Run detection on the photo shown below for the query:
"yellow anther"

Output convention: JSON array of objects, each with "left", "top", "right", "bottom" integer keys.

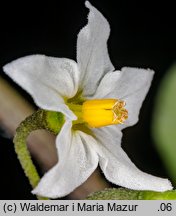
[{"left": 82, "top": 99, "right": 128, "bottom": 128}]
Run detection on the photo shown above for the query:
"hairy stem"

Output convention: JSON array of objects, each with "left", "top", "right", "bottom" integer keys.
[
  {"left": 87, "top": 188, "right": 176, "bottom": 200},
  {"left": 13, "top": 109, "right": 65, "bottom": 199}
]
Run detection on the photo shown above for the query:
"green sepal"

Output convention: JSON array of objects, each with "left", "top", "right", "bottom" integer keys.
[{"left": 45, "top": 111, "right": 65, "bottom": 134}]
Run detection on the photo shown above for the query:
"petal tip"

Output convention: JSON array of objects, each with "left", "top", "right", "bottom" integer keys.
[
  {"left": 85, "top": 1, "right": 91, "bottom": 8},
  {"left": 160, "top": 179, "right": 173, "bottom": 192},
  {"left": 3, "top": 63, "right": 12, "bottom": 74},
  {"left": 31, "top": 188, "right": 37, "bottom": 195},
  {"left": 32, "top": 187, "right": 54, "bottom": 199},
  {"left": 122, "top": 66, "right": 155, "bottom": 76}
]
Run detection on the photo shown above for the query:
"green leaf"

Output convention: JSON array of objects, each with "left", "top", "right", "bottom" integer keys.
[{"left": 152, "top": 64, "right": 176, "bottom": 183}]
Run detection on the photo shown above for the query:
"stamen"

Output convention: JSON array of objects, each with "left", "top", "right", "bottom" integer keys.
[
  {"left": 82, "top": 99, "right": 128, "bottom": 128},
  {"left": 113, "top": 100, "right": 128, "bottom": 124},
  {"left": 67, "top": 99, "right": 128, "bottom": 128}
]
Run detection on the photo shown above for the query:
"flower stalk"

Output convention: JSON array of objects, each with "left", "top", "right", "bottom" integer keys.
[{"left": 14, "top": 110, "right": 65, "bottom": 199}]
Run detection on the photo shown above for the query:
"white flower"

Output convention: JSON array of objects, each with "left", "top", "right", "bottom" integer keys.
[{"left": 3, "top": 1, "right": 172, "bottom": 198}]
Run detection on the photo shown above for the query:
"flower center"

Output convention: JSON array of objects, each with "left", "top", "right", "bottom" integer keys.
[{"left": 67, "top": 99, "right": 128, "bottom": 128}]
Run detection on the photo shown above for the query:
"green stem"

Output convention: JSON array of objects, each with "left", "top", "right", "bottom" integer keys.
[
  {"left": 13, "top": 109, "right": 65, "bottom": 199},
  {"left": 87, "top": 188, "right": 176, "bottom": 200},
  {"left": 139, "top": 190, "right": 176, "bottom": 200}
]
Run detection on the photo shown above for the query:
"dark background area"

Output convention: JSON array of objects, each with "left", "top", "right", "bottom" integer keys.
[{"left": 0, "top": 0, "right": 175, "bottom": 199}]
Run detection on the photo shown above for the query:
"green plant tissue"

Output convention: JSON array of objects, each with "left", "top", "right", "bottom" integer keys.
[{"left": 152, "top": 64, "right": 176, "bottom": 183}]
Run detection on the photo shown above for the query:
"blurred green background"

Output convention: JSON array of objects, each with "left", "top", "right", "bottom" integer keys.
[{"left": 152, "top": 64, "right": 176, "bottom": 186}]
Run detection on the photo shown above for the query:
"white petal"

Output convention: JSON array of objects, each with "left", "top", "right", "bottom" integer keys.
[
  {"left": 77, "top": 1, "right": 114, "bottom": 96},
  {"left": 92, "top": 126, "right": 173, "bottom": 192},
  {"left": 32, "top": 121, "right": 98, "bottom": 198},
  {"left": 92, "top": 67, "right": 154, "bottom": 128},
  {"left": 3, "top": 55, "right": 79, "bottom": 119}
]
